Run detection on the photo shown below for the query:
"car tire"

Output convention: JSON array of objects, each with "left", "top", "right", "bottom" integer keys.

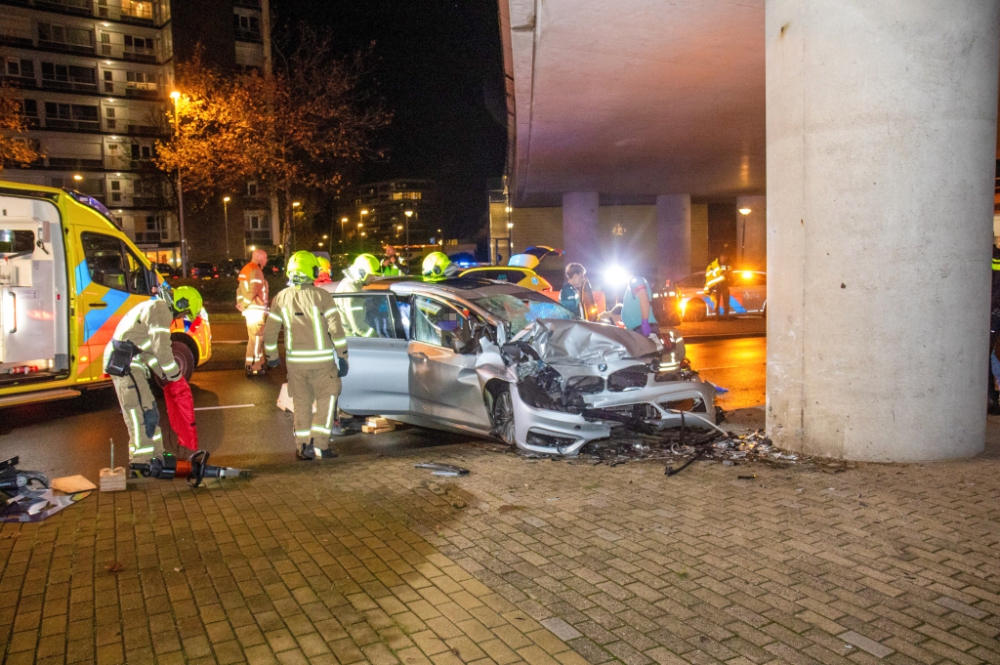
[
  {"left": 490, "top": 384, "right": 517, "bottom": 446},
  {"left": 685, "top": 299, "right": 707, "bottom": 322},
  {"left": 171, "top": 339, "right": 195, "bottom": 382}
]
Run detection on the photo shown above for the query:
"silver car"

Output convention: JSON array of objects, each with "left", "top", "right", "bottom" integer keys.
[{"left": 334, "top": 278, "right": 718, "bottom": 455}]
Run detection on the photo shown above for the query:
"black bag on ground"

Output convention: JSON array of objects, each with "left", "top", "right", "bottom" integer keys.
[{"left": 105, "top": 340, "right": 139, "bottom": 377}]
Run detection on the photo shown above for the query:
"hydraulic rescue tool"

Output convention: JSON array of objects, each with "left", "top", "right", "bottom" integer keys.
[
  {"left": 129, "top": 451, "right": 251, "bottom": 488},
  {"left": 0, "top": 456, "right": 49, "bottom": 493}
]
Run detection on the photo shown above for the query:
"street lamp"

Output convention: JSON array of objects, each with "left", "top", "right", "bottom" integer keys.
[
  {"left": 395, "top": 224, "right": 403, "bottom": 239},
  {"left": 170, "top": 90, "right": 188, "bottom": 278},
  {"left": 72, "top": 174, "right": 83, "bottom": 182},
  {"left": 738, "top": 207, "right": 752, "bottom": 265},
  {"left": 404, "top": 209, "right": 413, "bottom": 247},
  {"left": 222, "top": 196, "right": 231, "bottom": 259}
]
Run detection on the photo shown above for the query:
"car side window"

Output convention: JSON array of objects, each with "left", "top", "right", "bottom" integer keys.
[
  {"left": 81, "top": 232, "right": 127, "bottom": 291},
  {"left": 329, "top": 294, "right": 403, "bottom": 339},
  {"left": 412, "top": 296, "right": 470, "bottom": 349}
]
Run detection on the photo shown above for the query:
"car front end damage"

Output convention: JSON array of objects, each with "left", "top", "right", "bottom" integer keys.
[{"left": 479, "top": 319, "right": 719, "bottom": 455}]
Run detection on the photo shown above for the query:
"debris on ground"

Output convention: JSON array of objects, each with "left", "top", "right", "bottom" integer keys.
[
  {"left": 498, "top": 427, "right": 857, "bottom": 476},
  {"left": 1, "top": 457, "right": 91, "bottom": 523},
  {"left": 415, "top": 462, "right": 470, "bottom": 477}
]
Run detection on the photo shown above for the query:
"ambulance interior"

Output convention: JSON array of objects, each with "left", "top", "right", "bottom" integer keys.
[{"left": 0, "top": 195, "right": 69, "bottom": 385}]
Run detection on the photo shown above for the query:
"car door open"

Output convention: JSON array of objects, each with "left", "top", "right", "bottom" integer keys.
[{"left": 331, "top": 293, "right": 410, "bottom": 415}]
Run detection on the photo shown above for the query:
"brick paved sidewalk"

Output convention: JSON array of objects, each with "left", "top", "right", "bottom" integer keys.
[{"left": 2, "top": 443, "right": 999, "bottom": 665}]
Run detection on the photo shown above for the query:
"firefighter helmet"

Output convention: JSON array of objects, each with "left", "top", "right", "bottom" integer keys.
[
  {"left": 351, "top": 253, "right": 381, "bottom": 280},
  {"left": 172, "top": 286, "right": 203, "bottom": 318},
  {"left": 316, "top": 255, "right": 332, "bottom": 278},
  {"left": 287, "top": 250, "right": 320, "bottom": 283},
  {"left": 422, "top": 251, "right": 451, "bottom": 279}
]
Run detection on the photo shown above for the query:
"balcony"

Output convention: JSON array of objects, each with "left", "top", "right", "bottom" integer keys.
[
  {"left": 43, "top": 118, "right": 101, "bottom": 132},
  {"left": 131, "top": 196, "right": 169, "bottom": 209},
  {"left": 122, "top": 50, "right": 157, "bottom": 64},
  {"left": 233, "top": 0, "right": 261, "bottom": 7},
  {"left": 0, "top": 34, "right": 33, "bottom": 48},
  {"left": 3, "top": 0, "right": 92, "bottom": 14},
  {"left": 124, "top": 87, "right": 161, "bottom": 100},
  {"left": 245, "top": 229, "right": 271, "bottom": 243},
  {"left": 134, "top": 231, "right": 167, "bottom": 244},
  {"left": 41, "top": 78, "right": 97, "bottom": 93},
  {"left": 37, "top": 39, "right": 96, "bottom": 55},
  {"left": 234, "top": 28, "right": 262, "bottom": 43},
  {"left": 125, "top": 124, "right": 165, "bottom": 137},
  {"left": 0, "top": 74, "right": 39, "bottom": 89},
  {"left": 48, "top": 157, "right": 103, "bottom": 169}
]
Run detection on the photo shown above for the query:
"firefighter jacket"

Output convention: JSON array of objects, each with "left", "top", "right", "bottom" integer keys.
[
  {"left": 263, "top": 284, "right": 349, "bottom": 368},
  {"left": 103, "top": 299, "right": 181, "bottom": 382},
  {"left": 237, "top": 262, "right": 268, "bottom": 312}
]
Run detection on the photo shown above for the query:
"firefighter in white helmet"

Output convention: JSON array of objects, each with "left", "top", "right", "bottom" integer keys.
[
  {"left": 264, "top": 251, "right": 350, "bottom": 460},
  {"left": 335, "top": 253, "right": 380, "bottom": 336},
  {"left": 104, "top": 283, "right": 202, "bottom": 462}
]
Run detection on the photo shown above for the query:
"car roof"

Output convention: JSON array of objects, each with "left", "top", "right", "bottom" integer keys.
[{"left": 362, "top": 276, "right": 538, "bottom": 300}]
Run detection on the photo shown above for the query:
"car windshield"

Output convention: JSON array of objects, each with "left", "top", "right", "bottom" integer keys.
[{"left": 474, "top": 291, "right": 578, "bottom": 335}]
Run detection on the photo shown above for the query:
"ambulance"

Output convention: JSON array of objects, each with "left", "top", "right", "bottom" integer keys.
[{"left": 0, "top": 181, "right": 211, "bottom": 408}]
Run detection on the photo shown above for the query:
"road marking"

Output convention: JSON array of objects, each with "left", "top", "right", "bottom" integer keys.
[{"left": 194, "top": 404, "right": 256, "bottom": 411}]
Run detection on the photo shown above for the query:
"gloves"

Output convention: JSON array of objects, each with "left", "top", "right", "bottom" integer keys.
[
  {"left": 338, "top": 357, "right": 349, "bottom": 378},
  {"left": 640, "top": 319, "right": 651, "bottom": 336},
  {"left": 267, "top": 358, "right": 280, "bottom": 369}
]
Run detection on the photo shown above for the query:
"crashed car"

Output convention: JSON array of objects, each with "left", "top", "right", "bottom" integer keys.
[{"left": 334, "top": 277, "right": 718, "bottom": 455}]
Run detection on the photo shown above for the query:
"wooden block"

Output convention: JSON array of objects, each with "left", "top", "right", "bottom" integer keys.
[
  {"left": 99, "top": 467, "right": 127, "bottom": 492},
  {"left": 365, "top": 417, "right": 393, "bottom": 428},
  {"left": 362, "top": 425, "right": 395, "bottom": 434},
  {"left": 51, "top": 475, "right": 97, "bottom": 493}
]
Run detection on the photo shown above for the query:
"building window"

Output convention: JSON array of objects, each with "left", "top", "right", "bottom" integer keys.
[
  {"left": 5, "top": 59, "right": 34, "bottom": 79},
  {"left": 41, "top": 63, "right": 96, "bottom": 89},
  {"left": 245, "top": 211, "right": 271, "bottom": 242},
  {"left": 247, "top": 181, "right": 258, "bottom": 197},
  {"left": 234, "top": 14, "right": 261, "bottom": 40},
  {"left": 38, "top": 23, "right": 94, "bottom": 52},
  {"left": 130, "top": 143, "right": 153, "bottom": 160},
  {"left": 105, "top": 106, "right": 116, "bottom": 129}
]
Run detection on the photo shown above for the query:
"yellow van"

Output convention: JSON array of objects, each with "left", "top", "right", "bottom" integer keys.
[{"left": 0, "top": 182, "right": 211, "bottom": 408}]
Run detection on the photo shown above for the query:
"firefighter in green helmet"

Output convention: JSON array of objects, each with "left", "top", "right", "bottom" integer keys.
[{"left": 264, "top": 251, "right": 350, "bottom": 460}]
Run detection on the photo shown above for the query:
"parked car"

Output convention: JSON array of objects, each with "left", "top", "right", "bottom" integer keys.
[
  {"left": 675, "top": 270, "right": 767, "bottom": 321},
  {"left": 190, "top": 262, "right": 219, "bottom": 280},
  {"left": 329, "top": 277, "right": 717, "bottom": 455},
  {"left": 219, "top": 258, "right": 242, "bottom": 277},
  {"left": 265, "top": 255, "right": 285, "bottom": 276},
  {"left": 458, "top": 265, "right": 557, "bottom": 299}
]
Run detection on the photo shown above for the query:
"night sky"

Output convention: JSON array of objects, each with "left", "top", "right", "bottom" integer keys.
[{"left": 277, "top": 0, "right": 508, "bottom": 241}]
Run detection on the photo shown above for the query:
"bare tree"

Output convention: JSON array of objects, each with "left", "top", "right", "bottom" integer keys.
[{"left": 0, "top": 80, "right": 42, "bottom": 170}]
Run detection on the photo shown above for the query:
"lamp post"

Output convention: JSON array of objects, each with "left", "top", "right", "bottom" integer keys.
[
  {"left": 222, "top": 196, "right": 231, "bottom": 259},
  {"left": 359, "top": 209, "right": 368, "bottom": 252},
  {"left": 169, "top": 91, "right": 188, "bottom": 278},
  {"left": 737, "top": 207, "right": 751, "bottom": 266},
  {"left": 403, "top": 209, "right": 413, "bottom": 247}
]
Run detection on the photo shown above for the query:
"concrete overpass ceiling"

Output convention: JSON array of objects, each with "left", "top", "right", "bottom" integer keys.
[{"left": 506, "top": 0, "right": 766, "bottom": 206}]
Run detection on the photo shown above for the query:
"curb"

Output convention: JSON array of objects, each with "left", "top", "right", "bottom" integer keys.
[{"left": 682, "top": 332, "right": 767, "bottom": 343}]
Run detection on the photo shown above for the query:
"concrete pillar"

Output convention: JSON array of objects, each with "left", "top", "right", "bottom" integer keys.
[
  {"left": 562, "top": 191, "right": 600, "bottom": 269},
  {"left": 766, "top": 0, "right": 1000, "bottom": 461},
  {"left": 656, "top": 194, "right": 691, "bottom": 284},
  {"left": 736, "top": 195, "right": 766, "bottom": 270}
]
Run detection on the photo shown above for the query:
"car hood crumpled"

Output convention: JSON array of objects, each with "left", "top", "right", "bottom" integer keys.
[{"left": 518, "top": 319, "right": 658, "bottom": 366}]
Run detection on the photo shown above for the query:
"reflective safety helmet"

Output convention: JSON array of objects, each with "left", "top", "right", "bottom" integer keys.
[
  {"left": 287, "top": 250, "right": 320, "bottom": 284},
  {"left": 422, "top": 251, "right": 451, "bottom": 279},
  {"left": 316, "top": 255, "right": 332, "bottom": 278},
  {"left": 172, "top": 285, "right": 203, "bottom": 318},
  {"left": 351, "top": 254, "right": 382, "bottom": 279}
]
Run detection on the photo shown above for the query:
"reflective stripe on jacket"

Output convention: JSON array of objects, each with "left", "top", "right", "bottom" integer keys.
[
  {"left": 103, "top": 299, "right": 180, "bottom": 381},
  {"left": 237, "top": 262, "right": 268, "bottom": 311},
  {"left": 263, "top": 284, "right": 349, "bottom": 367}
]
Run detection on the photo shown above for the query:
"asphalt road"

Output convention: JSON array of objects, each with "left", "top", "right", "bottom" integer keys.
[{"left": 0, "top": 323, "right": 766, "bottom": 481}]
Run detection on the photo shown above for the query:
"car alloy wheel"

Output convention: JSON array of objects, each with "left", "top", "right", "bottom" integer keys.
[{"left": 492, "top": 387, "right": 516, "bottom": 446}]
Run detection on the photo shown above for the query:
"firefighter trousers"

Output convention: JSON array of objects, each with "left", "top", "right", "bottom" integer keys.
[
  {"left": 112, "top": 370, "right": 163, "bottom": 461},
  {"left": 243, "top": 308, "right": 267, "bottom": 370},
  {"left": 287, "top": 362, "right": 342, "bottom": 446}
]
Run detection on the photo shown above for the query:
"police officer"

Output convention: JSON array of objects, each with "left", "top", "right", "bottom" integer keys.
[
  {"left": 264, "top": 251, "right": 350, "bottom": 460},
  {"left": 104, "top": 283, "right": 202, "bottom": 462},
  {"left": 236, "top": 248, "right": 269, "bottom": 376}
]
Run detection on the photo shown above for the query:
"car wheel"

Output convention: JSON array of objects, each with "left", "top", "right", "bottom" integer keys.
[
  {"left": 491, "top": 385, "right": 517, "bottom": 446},
  {"left": 171, "top": 339, "right": 195, "bottom": 382},
  {"left": 685, "top": 299, "right": 707, "bottom": 322}
]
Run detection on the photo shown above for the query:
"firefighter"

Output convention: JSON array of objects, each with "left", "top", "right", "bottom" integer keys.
[
  {"left": 422, "top": 251, "right": 460, "bottom": 281},
  {"left": 236, "top": 248, "right": 269, "bottom": 376},
  {"left": 104, "top": 283, "right": 202, "bottom": 463},
  {"left": 335, "top": 253, "right": 380, "bottom": 336},
  {"left": 264, "top": 251, "right": 350, "bottom": 460},
  {"left": 315, "top": 255, "right": 333, "bottom": 287}
]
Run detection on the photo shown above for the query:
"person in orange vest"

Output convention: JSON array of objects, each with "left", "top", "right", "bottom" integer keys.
[{"left": 236, "top": 249, "right": 269, "bottom": 376}]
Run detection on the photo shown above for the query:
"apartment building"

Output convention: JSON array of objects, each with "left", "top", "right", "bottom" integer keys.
[
  {"left": 0, "top": 0, "right": 268, "bottom": 267},
  {"left": 347, "top": 179, "right": 437, "bottom": 246}
]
